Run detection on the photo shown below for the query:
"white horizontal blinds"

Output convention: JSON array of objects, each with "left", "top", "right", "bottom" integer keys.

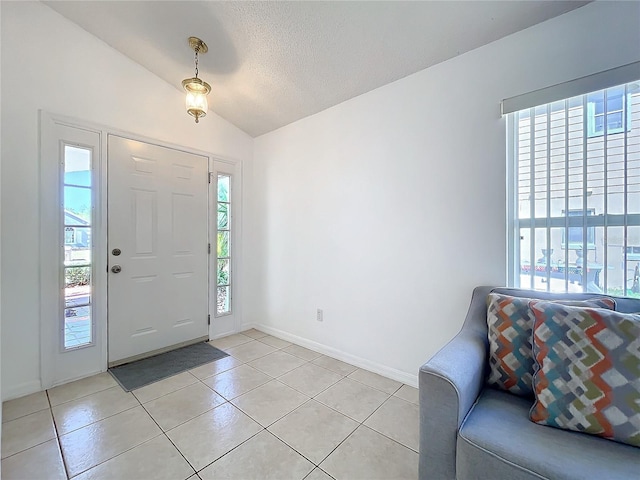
[
  {"left": 513, "top": 80, "right": 640, "bottom": 297},
  {"left": 502, "top": 62, "right": 640, "bottom": 115}
]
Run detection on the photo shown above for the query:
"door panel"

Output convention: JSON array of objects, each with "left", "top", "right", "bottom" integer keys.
[{"left": 108, "top": 136, "right": 208, "bottom": 363}]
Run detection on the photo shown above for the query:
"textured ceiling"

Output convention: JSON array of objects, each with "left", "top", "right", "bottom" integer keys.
[{"left": 44, "top": 1, "right": 589, "bottom": 137}]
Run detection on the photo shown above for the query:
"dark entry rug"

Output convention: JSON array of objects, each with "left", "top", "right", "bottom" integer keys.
[{"left": 109, "top": 342, "right": 229, "bottom": 391}]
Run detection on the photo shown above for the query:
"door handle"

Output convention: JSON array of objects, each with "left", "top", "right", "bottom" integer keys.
[{"left": 111, "top": 265, "right": 122, "bottom": 274}]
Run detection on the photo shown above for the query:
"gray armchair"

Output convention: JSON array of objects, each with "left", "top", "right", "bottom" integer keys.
[{"left": 418, "top": 286, "right": 640, "bottom": 480}]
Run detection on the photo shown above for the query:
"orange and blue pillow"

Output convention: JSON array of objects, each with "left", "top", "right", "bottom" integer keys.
[
  {"left": 529, "top": 302, "right": 640, "bottom": 447},
  {"left": 486, "top": 293, "right": 616, "bottom": 397}
]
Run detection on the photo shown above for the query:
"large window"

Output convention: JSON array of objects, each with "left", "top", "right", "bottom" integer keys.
[{"left": 510, "top": 80, "right": 640, "bottom": 298}]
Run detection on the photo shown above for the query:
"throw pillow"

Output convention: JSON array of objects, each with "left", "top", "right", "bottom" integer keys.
[
  {"left": 486, "top": 293, "right": 615, "bottom": 396},
  {"left": 529, "top": 301, "right": 640, "bottom": 447}
]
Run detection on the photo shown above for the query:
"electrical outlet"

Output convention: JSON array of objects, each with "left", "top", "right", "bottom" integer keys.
[{"left": 316, "top": 308, "right": 323, "bottom": 322}]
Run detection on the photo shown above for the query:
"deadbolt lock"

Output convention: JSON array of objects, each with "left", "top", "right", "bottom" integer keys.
[{"left": 112, "top": 248, "right": 122, "bottom": 256}]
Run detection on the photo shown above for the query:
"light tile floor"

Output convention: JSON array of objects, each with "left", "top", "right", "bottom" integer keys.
[{"left": 1, "top": 329, "right": 419, "bottom": 480}]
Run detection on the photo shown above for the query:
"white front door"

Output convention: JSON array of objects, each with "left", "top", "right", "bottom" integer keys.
[{"left": 107, "top": 136, "right": 209, "bottom": 364}]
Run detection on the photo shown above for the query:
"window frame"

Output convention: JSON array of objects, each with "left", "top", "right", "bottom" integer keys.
[
  {"left": 61, "top": 143, "right": 95, "bottom": 351},
  {"left": 507, "top": 81, "right": 640, "bottom": 297},
  {"left": 586, "top": 88, "right": 632, "bottom": 138},
  {"left": 561, "top": 209, "right": 596, "bottom": 250},
  {"left": 39, "top": 112, "right": 107, "bottom": 389},
  {"left": 215, "top": 173, "right": 232, "bottom": 317},
  {"left": 64, "top": 226, "right": 76, "bottom": 245}
]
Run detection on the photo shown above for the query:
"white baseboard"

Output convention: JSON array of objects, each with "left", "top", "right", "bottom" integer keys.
[
  {"left": 2, "top": 327, "right": 418, "bottom": 402},
  {"left": 3, "top": 380, "right": 42, "bottom": 402},
  {"left": 211, "top": 329, "right": 238, "bottom": 340},
  {"left": 49, "top": 368, "right": 106, "bottom": 390},
  {"left": 239, "top": 322, "right": 255, "bottom": 332},
  {"left": 246, "top": 323, "right": 418, "bottom": 388}
]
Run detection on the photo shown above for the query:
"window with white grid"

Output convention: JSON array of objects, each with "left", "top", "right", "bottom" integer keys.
[{"left": 508, "top": 80, "right": 640, "bottom": 298}]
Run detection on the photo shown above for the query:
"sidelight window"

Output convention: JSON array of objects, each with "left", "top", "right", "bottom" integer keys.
[
  {"left": 216, "top": 174, "right": 231, "bottom": 315},
  {"left": 63, "top": 145, "right": 94, "bottom": 348}
]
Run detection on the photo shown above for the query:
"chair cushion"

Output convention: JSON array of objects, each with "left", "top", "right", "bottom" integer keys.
[
  {"left": 529, "top": 301, "right": 640, "bottom": 447},
  {"left": 457, "top": 389, "right": 640, "bottom": 480},
  {"left": 485, "top": 293, "right": 615, "bottom": 396}
]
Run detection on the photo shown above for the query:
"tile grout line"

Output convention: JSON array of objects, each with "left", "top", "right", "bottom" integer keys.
[
  {"left": 192, "top": 426, "right": 264, "bottom": 475},
  {"left": 345, "top": 373, "right": 404, "bottom": 396},
  {"left": 67, "top": 432, "right": 168, "bottom": 479},
  {"left": 190, "top": 362, "right": 240, "bottom": 382},
  {"left": 358, "top": 394, "right": 419, "bottom": 453},
  {"left": 226, "top": 390, "right": 309, "bottom": 431},
  {"left": 303, "top": 465, "right": 337, "bottom": 480},
  {"left": 237, "top": 357, "right": 406, "bottom": 427},
  {"left": 194, "top": 374, "right": 326, "bottom": 473},
  {"left": 185, "top": 359, "right": 272, "bottom": 474},
  {"left": 56, "top": 402, "right": 142, "bottom": 437},
  {"left": 132, "top": 374, "right": 201, "bottom": 404},
  {"left": 297, "top": 376, "right": 417, "bottom": 467},
  {"left": 199, "top": 357, "right": 308, "bottom": 402},
  {"left": 56, "top": 390, "right": 164, "bottom": 479},
  {"left": 0, "top": 411, "right": 60, "bottom": 464},
  {"left": 5, "top": 332, "right": 417, "bottom": 479},
  {"left": 51, "top": 376, "right": 215, "bottom": 478},
  {"left": 140, "top": 379, "right": 228, "bottom": 432},
  {"left": 205, "top": 337, "right": 418, "bottom": 474},
  {"left": 313, "top": 384, "right": 389, "bottom": 465},
  {"left": 45, "top": 389, "right": 71, "bottom": 480},
  {"left": 222, "top": 363, "right": 412, "bottom": 475},
  {"left": 48, "top": 377, "right": 119, "bottom": 408},
  {"left": 191, "top": 402, "right": 323, "bottom": 477},
  {"left": 310, "top": 393, "right": 412, "bottom": 474},
  {"left": 273, "top": 370, "right": 344, "bottom": 399},
  {"left": 137, "top": 399, "right": 199, "bottom": 478},
  {"left": 264, "top": 396, "right": 352, "bottom": 471}
]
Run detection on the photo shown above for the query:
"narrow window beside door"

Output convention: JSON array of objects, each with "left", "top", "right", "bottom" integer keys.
[
  {"left": 63, "top": 145, "right": 94, "bottom": 349},
  {"left": 216, "top": 174, "right": 231, "bottom": 315}
]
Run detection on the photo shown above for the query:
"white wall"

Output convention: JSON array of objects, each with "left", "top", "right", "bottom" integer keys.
[
  {"left": 0, "top": 1, "right": 253, "bottom": 399},
  {"left": 0, "top": 0, "right": 3, "bottom": 465},
  {"left": 248, "top": 1, "right": 640, "bottom": 385},
  {"left": 2, "top": 1, "right": 639, "bottom": 398}
]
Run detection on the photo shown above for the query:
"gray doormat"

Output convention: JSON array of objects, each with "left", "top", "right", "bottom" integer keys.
[{"left": 109, "top": 342, "right": 229, "bottom": 391}]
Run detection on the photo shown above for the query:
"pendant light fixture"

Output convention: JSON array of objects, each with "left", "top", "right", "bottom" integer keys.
[{"left": 182, "top": 37, "right": 211, "bottom": 123}]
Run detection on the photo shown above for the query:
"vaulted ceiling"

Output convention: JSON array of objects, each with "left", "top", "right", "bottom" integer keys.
[{"left": 45, "top": 1, "right": 590, "bottom": 137}]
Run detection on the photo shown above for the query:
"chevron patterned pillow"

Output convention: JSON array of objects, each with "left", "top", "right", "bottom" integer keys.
[
  {"left": 529, "top": 301, "right": 640, "bottom": 447},
  {"left": 486, "top": 293, "right": 616, "bottom": 397}
]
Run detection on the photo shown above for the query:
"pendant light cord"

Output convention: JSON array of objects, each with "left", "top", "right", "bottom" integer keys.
[{"left": 194, "top": 48, "right": 199, "bottom": 79}]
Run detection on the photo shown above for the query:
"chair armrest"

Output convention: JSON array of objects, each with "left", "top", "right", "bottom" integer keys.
[{"left": 418, "top": 286, "right": 491, "bottom": 480}]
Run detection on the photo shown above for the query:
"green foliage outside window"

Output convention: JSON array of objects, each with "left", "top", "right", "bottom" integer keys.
[{"left": 65, "top": 267, "right": 91, "bottom": 287}]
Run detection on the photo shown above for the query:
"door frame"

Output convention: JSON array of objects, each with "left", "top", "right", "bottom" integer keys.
[
  {"left": 40, "top": 112, "right": 108, "bottom": 389},
  {"left": 39, "top": 112, "right": 243, "bottom": 388},
  {"left": 209, "top": 158, "right": 243, "bottom": 339}
]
